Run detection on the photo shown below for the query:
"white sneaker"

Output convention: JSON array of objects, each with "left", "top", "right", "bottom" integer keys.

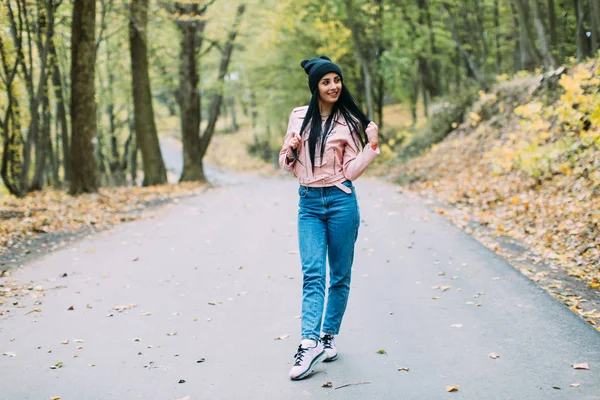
[
  {"left": 321, "top": 334, "right": 338, "bottom": 362},
  {"left": 289, "top": 342, "right": 326, "bottom": 380}
]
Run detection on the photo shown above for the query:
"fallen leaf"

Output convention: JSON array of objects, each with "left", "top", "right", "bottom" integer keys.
[
  {"left": 488, "top": 353, "right": 500, "bottom": 359},
  {"left": 141, "top": 312, "right": 152, "bottom": 316},
  {"left": 446, "top": 386, "right": 459, "bottom": 392},
  {"left": 3, "top": 352, "right": 16, "bottom": 357},
  {"left": 178, "top": 379, "right": 186, "bottom": 384},
  {"left": 432, "top": 296, "right": 441, "bottom": 300},
  {"left": 51, "top": 397, "right": 61, "bottom": 400},
  {"left": 167, "top": 332, "right": 177, "bottom": 336},
  {"left": 570, "top": 383, "right": 580, "bottom": 387},
  {"left": 288, "top": 250, "right": 299, "bottom": 255},
  {"left": 133, "top": 338, "right": 141, "bottom": 342},
  {"left": 113, "top": 304, "right": 137, "bottom": 312},
  {"left": 376, "top": 349, "right": 387, "bottom": 355},
  {"left": 88, "top": 364, "right": 96, "bottom": 367},
  {"left": 572, "top": 363, "right": 589, "bottom": 370},
  {"left": 50, "top": 361, "right": 63, "bottom": 369},
  {"left": 67, "top": 306, "right": 74, "bottom": 311},
  {"left": 61, "top": 340, "right": 69, "bottom": 345},
  {"left": 274, "top": 334, "right": 290, "bottom": 341},
  {"left": 398, "top": 367, "right": 409, "bottom": 371},
  {"left": 321, "top": 381, "right": 333, "bottom": 388},
  {"left": 197, "top": 358, "right": 206, "bottom": 363},
  {"left": 552, "top": 386, "right": 561, "bottom": 390}
]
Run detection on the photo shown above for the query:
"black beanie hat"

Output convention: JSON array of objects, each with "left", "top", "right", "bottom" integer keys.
[{"left": 300, "top": 56, "right": 343, "bottom": 93}]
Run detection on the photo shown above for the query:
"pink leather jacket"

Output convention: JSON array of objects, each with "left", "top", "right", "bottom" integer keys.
[{"left": 279, "top": 106, "right": 380, "bottom": 193}]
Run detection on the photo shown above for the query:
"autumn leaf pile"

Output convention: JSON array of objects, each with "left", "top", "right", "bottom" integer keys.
[
  {"left": 0, "top": 183, "right": 205, "bottom": 255},
  {"left": 395, "top": 61, "right": 600, "bottom": 295}
]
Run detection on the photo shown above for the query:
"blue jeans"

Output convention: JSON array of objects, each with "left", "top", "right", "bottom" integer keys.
[{"left": 297, "top": 180, "right": 360, "bottom": 341}]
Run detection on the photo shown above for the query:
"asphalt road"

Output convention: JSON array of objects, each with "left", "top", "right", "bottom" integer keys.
[{"left": 1, "top": 144, "right": 600, "bottom": 399}]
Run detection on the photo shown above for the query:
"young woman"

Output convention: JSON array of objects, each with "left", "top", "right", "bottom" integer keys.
[{"left": 279, "top": 56, "right": 380, "bottom": 380}]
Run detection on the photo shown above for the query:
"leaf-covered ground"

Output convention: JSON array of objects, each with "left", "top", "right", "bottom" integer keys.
[
  {"left": 0, "top": 183, "right": 205, "bottom": 261},
  {"left": 391, "top": 60, "right": 600, "bottom": 329}
]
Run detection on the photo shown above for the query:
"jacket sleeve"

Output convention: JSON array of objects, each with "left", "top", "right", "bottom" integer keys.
[
  {"left": 342, "top": 135, "right": 380, "bottom": 181},
  {"left": 279, "top": 111, "right": 296, "bottom": 172}
]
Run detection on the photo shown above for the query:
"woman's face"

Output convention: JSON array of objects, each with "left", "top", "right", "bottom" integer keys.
[{"left": 318, "top": 72, "right": 342, "bottom": 104}]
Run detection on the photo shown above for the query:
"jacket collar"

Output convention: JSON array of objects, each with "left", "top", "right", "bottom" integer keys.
[{"left": 297, "top": 108, "right": 347, "bottom": 126}]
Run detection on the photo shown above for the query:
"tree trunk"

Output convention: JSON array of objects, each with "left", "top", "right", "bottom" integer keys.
[
  {"left": 547, "top": 0, "right": 558, "bottom": 54},
  {"left": 513, "top": 0, "right": 541, "bottom": 70},
  {"left": 471, "top": 0, "right": 489, "bottom": 72},
  {"left": 70, "top": 0, "right": 98, "bottom": 195},
  {"left": 591, "top": 0, "right": 600, "bottom": 54},
  {"left": 376, "top": 75, "right": 384, "bottom": 129},
  {"left": 421, "top": 77, "right": 429, "bottom": 118},
  {"left": 410, "top": 61, "right": 419, "bottom": 126},
  {"left": 509, "top": 0, "right": 522, "bottom": 71},
  {"left": 423, "top": 0, "right": 440, "bottom": 97},
  {"left": 31, "top": 0, "right": 56, "bottom": 191},
  {"left": 177, "top": 3, "right": 205, "bottom": 182},
  {"left": 30, "top": 65, "right": 51, "bottom": 191},
  {"left": 50, "top": 39, "right": 69, "bottom": 184},
  {"left": 494, "top": 0, "right": 502, "bottom": 72},
  {"left": 362, "top": 61, "right": 375, "bottom": 121},
  {"left": 574, "top": 0, "right": 588, "bottom": 61},
  {"left": 344, "top": 0, "right": 375, "bottom": 120},
  {"left": 229, "top": 97, "right": 238, "bottom": 132},
  {"left": 130, "top": 0, "right": 167, "bottom": 186},
  {"left": 0, "top": 19, "right": 24, "bottom": 197},
  {"left": 199, "top": 4, "right": 246, "bottom": 162},
  {"left": 593, "top": 0, "right": 600, "bottom": 49},
  {"left": 530, "top": 0, "right": 556, "bottom": 68}
]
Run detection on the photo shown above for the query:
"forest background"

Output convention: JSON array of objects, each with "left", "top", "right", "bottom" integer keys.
[{"left": 1, "top": 0, "right": 600, "bottom": 325}]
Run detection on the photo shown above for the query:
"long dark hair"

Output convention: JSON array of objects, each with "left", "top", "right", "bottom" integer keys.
[{"left": 293, "top": 82, "right": 370, "bottom": 172}]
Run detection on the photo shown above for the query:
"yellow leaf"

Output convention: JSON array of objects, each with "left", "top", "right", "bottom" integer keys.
[
  {"left": 488, "top": 353, "right": 500, "bottom": 359},
  {"left": 446, "top": 386, "right": 459, "bottom": 392}
]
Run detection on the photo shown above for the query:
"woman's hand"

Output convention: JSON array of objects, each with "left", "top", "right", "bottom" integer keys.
[
  {"left": 285, "top": 132, "right": 300, "bottom": 159},
  {"left": 365, "top": 122, "right": 378, "bottom": 150}
]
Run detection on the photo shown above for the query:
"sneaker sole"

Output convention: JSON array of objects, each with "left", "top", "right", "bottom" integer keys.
[
  {"left": 290, "top": 350, "right": 327, "bottom": 380},
  {"left": 323, "top": 353, "right": 338, "bottom": 362}
]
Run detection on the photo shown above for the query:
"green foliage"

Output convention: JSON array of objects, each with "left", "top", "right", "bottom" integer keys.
[{"left": 398, "top": 89, "right": 477, "bottom": 160}]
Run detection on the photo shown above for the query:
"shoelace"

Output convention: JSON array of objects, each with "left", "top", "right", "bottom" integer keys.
[
  {"left": 293, "top": 345, "right": 309, "bottom": 366},
  {"left": 321, "top": 335, "right": 334, "bottom": 349}
]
